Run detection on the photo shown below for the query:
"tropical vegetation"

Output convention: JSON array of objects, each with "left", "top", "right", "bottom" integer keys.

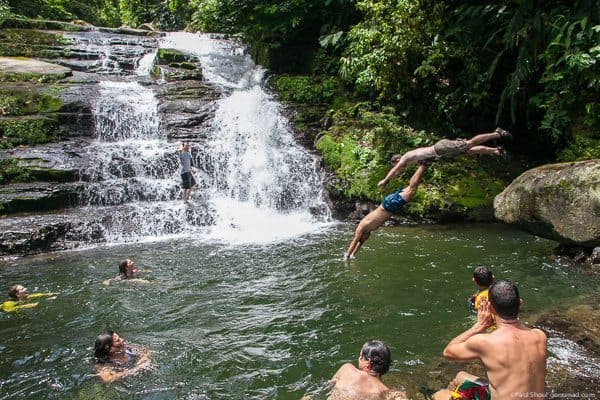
[{"left": 1, "top": 0, "right": 598, "bottom": 206}]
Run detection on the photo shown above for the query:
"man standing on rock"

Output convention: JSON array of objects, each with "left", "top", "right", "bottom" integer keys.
[{"left": 432, "top": 280, "right": 547, "bottom": 400}]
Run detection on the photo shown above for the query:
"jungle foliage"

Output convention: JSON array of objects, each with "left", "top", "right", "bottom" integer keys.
[{"left": 1, "top": 0, "right": 598, "bottom": 204}]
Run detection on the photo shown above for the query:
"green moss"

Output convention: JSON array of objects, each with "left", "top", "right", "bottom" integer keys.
[
  {"left": 0, "top": 88, "right": 62, "bottom": 116},
  {"left": 0, "top": 28, "right": 71, "bottom": 58},
  {"left": 272, "top": 75, "right": 341, "bottom": 105},
  {"left": 155, "top": 48, "right": 190, "bottom": 65},
  {"left": 169, "top": 61, "right": 197, "bottom": 70},
  {"left": 0, "top": 117, "right": 64, "bottom": 148},
  {"left": 0, "top": 159, "right": 31, "bottom": 184},
  {"left": 557, "top": 133, "right": 600, "bottom": 162},
  {"left": 0, "top": 17, "right": 88, "bottom": 32}
]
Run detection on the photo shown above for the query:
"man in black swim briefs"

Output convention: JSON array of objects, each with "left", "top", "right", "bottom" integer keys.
[{"left": 344, "top": 164, "right": 427, "bottom": 259}]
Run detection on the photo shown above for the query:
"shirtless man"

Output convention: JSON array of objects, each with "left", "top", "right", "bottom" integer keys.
[
  {"left": 377, "top": 128, "right": 511, "bottom": 188},
  {"left": 328, "top": 340, "right": 406, "bottom": 400},
  {"left": 344, "top": 164, "right": 427, "bottom": 259},
  {"left": 433, "top": 280, "right": 547, "bottom": 400}
]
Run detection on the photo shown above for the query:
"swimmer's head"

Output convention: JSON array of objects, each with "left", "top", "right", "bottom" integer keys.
[
  {"left": 119, "top": 259, "right": 136, "bottom": 277},
  {"left": 94, "top": 330, "right": 115, "bottom": 361},
  {"left": 390, "top": 154, "right": 401, "bottom": 165},
  {"left": 94, "top": 330, "right": 125, "bottom": 361},
  {"left": 8, "top": 284, "right": 28, "bottom": 300},
  {"left": 473, "top": 266, "right": 494, "bottom": 287},
  {"left": 359, "top": 340, "right": 391, "bottom": 375}
]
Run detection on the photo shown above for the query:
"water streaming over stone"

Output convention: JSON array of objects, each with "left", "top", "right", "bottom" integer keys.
[{"left": 75, "top": 32, "right": 331, "bottom": 244}]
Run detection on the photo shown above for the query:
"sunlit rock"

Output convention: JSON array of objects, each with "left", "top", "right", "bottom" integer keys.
[{"left": 494, "top": 160, "right": 600, "bottom": 247}]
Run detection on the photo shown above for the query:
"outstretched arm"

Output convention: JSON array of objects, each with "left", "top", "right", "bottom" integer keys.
[{"left": 378, "top": 158, "right": 407, "bottom": 188}]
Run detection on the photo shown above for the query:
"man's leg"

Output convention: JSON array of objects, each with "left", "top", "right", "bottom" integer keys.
[
  {"left": 466, "top": 127, "right": 511, "bottom": 148},
  {"left": 431, "top": 389, "right": 452, "bottom": 400},
  {"left": 345, "top": 208, "right": 392, "bottom": 259},
  {"left": 465, "top": 145, "right": 499, "bottom": 156}
]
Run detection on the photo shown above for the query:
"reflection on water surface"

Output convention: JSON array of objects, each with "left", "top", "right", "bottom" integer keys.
[{"left": 0, "top": 223, "right": 597, "bottom": 399}]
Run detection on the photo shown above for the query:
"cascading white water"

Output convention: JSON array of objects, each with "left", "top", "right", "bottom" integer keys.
[
  {"left": 160, "top": 32, "right": 332, "bottom": 242},
  {"left": 79, "top": 32, "right": 331, "bottom": 244}
]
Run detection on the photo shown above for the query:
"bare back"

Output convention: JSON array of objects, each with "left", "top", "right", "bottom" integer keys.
[
  {"left": 477, "top": 325, "right": 547, "bottom": 399},
  {"left": 329, "top": 364, "right": 406, "bottom": 400}
]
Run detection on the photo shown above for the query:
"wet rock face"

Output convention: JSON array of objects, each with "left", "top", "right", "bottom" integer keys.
[
  {"left": 0, "top": 26, "right": 223, "bottom": 256},
  {"left": 494, "top": 160, "right": 600, "bottom": 247}
]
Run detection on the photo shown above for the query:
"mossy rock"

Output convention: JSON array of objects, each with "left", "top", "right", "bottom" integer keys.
[
  {"left": 0, "top": 57, "right": 72, "bottom": 82},
  {"left": 0, "top": 88, "right": 62, "bottom": 116},
  {"left": 169, "top": 61, "right": 197, "bottom": 70},
  {"left": 0, "top": 17, "right": 89, "bottom": 32},
  {"left": 0, "top": 182, "right": 78, "bottom": 214},
  {"left": 151, "top": 65, "right": 202, "bottom": 82},
  {"left": 0, "top": 116, "right": 65, "bottom": 148},
  {"left": 155, "top": 48, "right": 193, "bottom": 65}
]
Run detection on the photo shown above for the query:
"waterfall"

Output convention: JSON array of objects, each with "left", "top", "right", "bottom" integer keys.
[{"left": 77, "top": 32, "right": 331, "bottom": 244}]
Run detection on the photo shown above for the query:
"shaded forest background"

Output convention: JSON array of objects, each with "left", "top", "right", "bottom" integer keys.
[{"left": 1, "top": 0, "right": 598, "bottom": 206}]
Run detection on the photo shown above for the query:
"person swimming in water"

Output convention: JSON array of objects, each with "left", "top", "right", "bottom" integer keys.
[
  {"left": 102, "top": 259, "right": 149, "bottom": 285},
  {"left": 93, "top": 330, "right": 152, "bottom": 383},
  {"left": 1, "top": 284, "right": 57, "bottom": 312}
]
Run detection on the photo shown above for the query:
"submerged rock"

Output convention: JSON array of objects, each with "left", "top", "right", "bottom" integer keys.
[{"left": 494, "top": 160, "right": 600, "bottom": 247}]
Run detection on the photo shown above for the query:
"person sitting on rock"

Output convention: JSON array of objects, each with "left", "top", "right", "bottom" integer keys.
[
  {"left": 1, "top": 284, "right": 57, "bottom": 312},
  {"left": 93, "top": 330, "right": 152, "bottom": 383},
  {"left": 432, "top": 280, "right": 547, "bottom": 400},
  {"left": 377, "top": 128, "right": 511, "bottom": 189},
  {"left": 327, "top": 340, "right": 407, "bottom": 400}
]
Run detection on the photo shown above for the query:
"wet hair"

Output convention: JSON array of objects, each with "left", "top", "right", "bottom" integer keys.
[
  {"left": 94, "top": 330, "right": 115, "bottom": 361},
  {"left": 7, "top": 285, "right": 20, "bottom": 299},
  {"left": 119, "top": 260, "right": 129, "bottom": 276},
  {"left": 390, "top": 154, "right": 401, "bottom": 165},
  {"left": 473, "top": 266, "right": 493, "bottom": 287},
  {"left": 360, "top": 340, "right": 391, "bottom": 375},
  {"left": 489, "top": 280, "right": 520, "bottom": 320}
]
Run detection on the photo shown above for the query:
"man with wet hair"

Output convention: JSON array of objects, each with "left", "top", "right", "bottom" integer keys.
[
  {"left": 344, "top": 164, "right": 427, "bottom": 260},
  {"left": 328, "top": 340, "right": 407, "bottom": 399},
  {"left": 378, "top": 128, "right": 511, "bottom": 188},
  {"left": 433, "top": 280, "right": 547, "bottom": 400}
]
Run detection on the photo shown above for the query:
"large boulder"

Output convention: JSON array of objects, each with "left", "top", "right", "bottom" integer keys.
[{"left": 494, "top": 160, "right": 600, "bottom": 247}]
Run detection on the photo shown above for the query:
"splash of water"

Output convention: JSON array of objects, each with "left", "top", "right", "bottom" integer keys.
[{"left": 77, "top": 32, "right": 331, "bottom": 244}]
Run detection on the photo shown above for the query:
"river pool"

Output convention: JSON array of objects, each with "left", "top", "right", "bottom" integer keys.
[{"left": 0, "top": 223, "right": 597, "bottom": 399}]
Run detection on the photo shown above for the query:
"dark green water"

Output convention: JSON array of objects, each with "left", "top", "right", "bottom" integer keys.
[{"left": 0, "top": 223, "right": 597, "bottom": 399}]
